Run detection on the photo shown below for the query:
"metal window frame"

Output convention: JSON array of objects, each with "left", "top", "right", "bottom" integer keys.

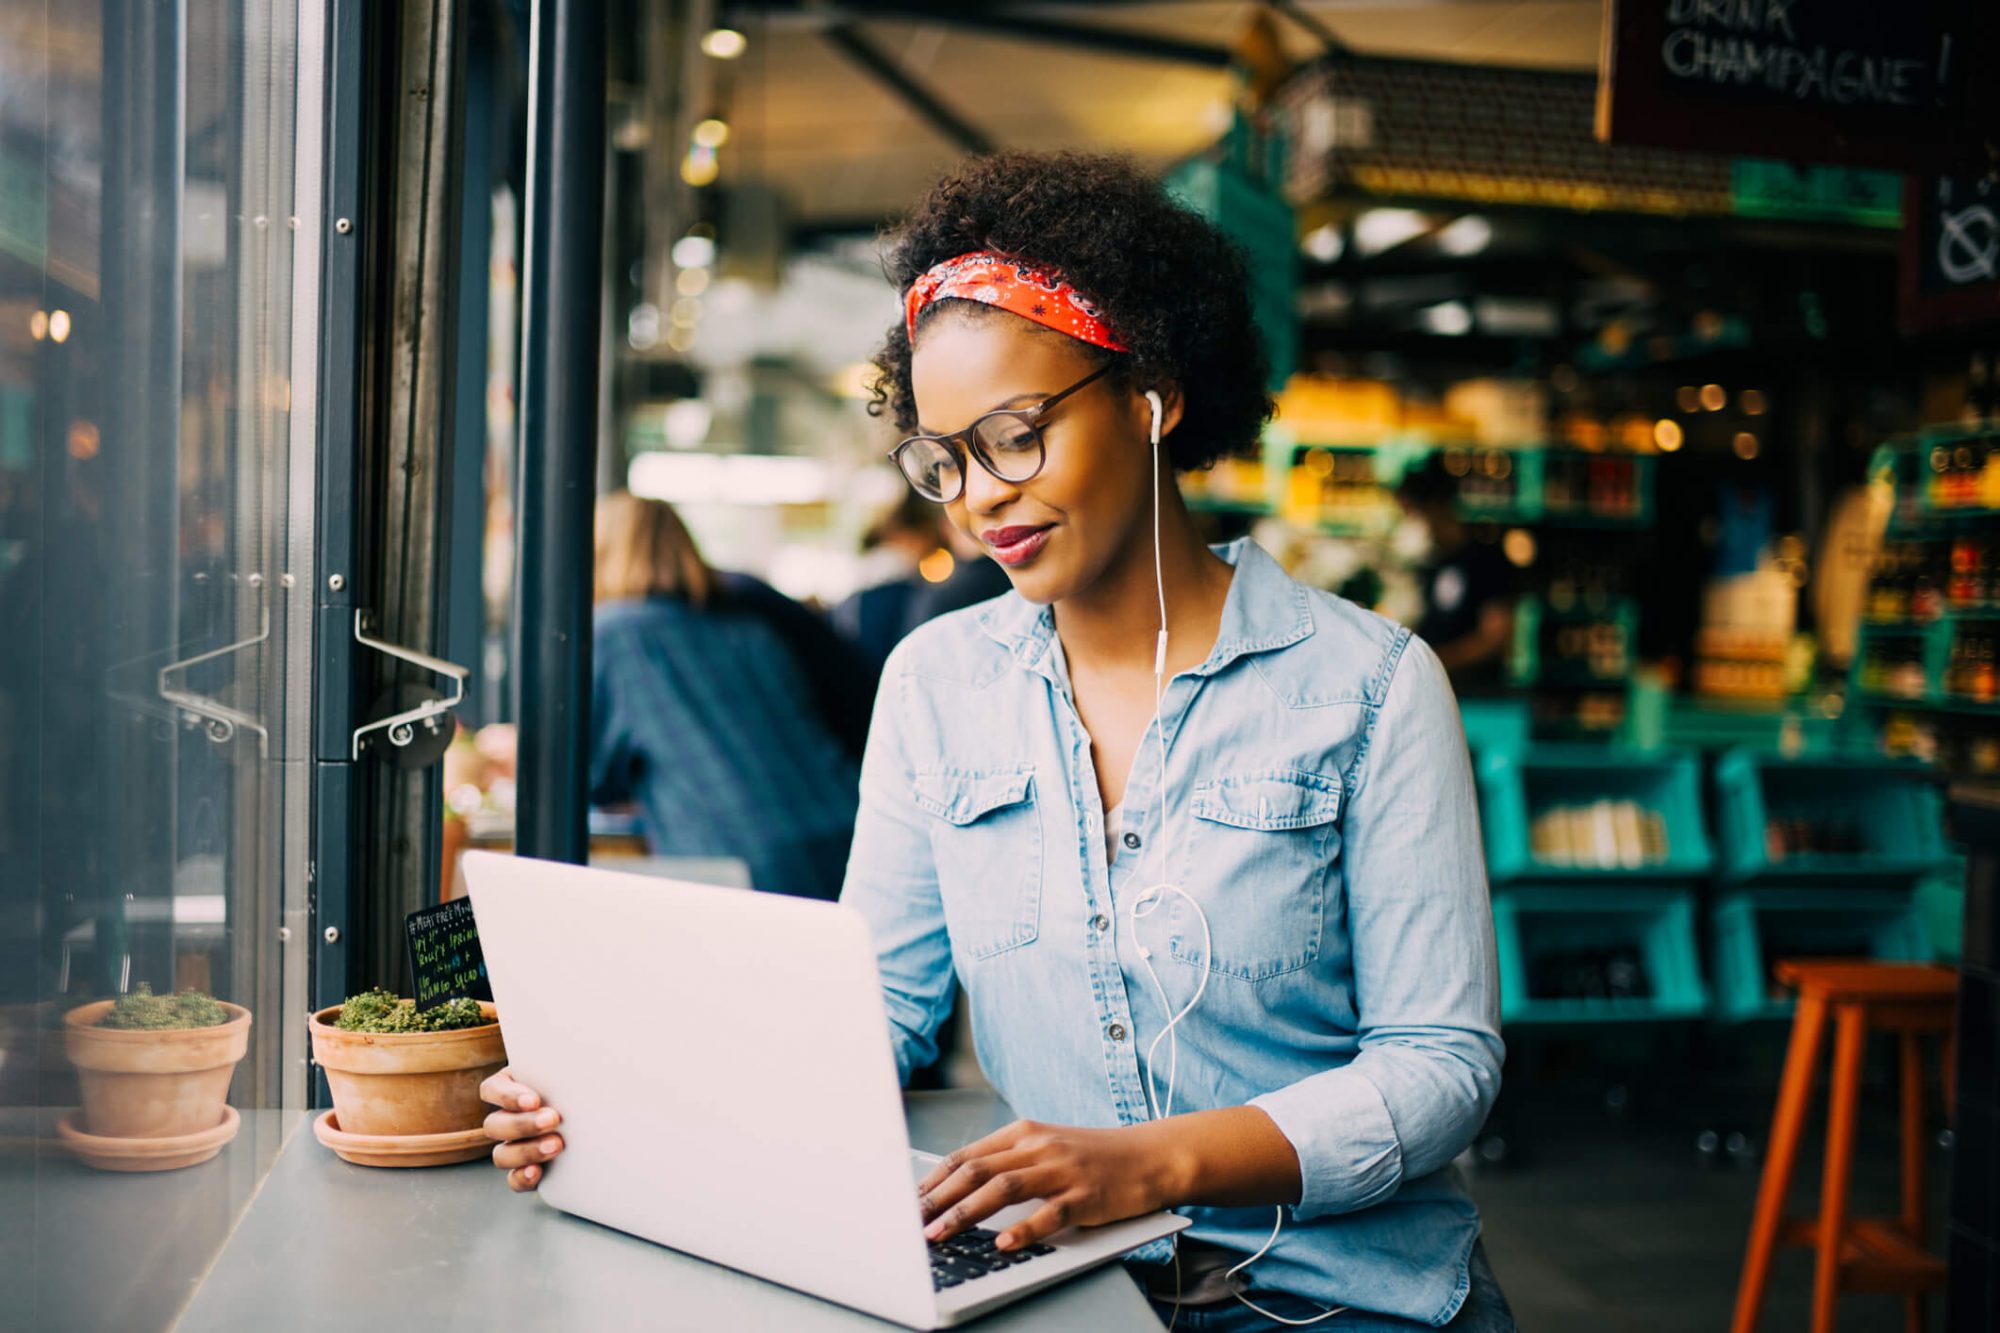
[{"left": 309, "top": 0, "right": 479, "bottom": 1059}]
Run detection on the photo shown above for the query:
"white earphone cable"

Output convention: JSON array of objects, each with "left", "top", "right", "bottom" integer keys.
[
  {"left": 1132, "top": 389, "right": 1203, "bottom": 1123},
  {"left": 1224, "top": 1211, "right": 1351, "bottom": 1325},
  {"left": 1130, "top": 390, "right": 1344, "bottom": 1326}
]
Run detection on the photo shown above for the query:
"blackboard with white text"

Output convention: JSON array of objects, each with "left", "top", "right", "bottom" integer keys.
[
  {"left": 406, "top": 897, "right": 493, "bottom": 1008},
  {"left": 1598, "top": 0, "right": 1993, "bottom": 171},
  {"left": 1902, "top": 173, "right": 2000, "bottom": 333}
]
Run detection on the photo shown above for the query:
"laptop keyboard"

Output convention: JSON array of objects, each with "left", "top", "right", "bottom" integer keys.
[{"left": 928, "top": 1227, "right": 1058, "bottom": 1290}]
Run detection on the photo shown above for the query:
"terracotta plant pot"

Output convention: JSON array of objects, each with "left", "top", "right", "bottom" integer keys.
[
  {"left": 63, "top": 999, "right": 252, "bottom": 1141},
  {"left": 58, "top": 1105, "right": 242, "bottom": 1172},
  {"left": 307, "top": 1002, "right": 505, "bottom": 1140},
  {"left": 311, "top": 1108, "right": 493, "bottom": 1168}
]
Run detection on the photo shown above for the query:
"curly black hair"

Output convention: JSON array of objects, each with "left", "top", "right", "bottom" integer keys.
[{"left": 868, "top": 151, "right": 1273, "bottom": 473}]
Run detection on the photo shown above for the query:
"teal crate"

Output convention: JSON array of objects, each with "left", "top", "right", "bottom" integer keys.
[
  {"left": 1918, "top": 866, "right": 1965, "bottom": 962},
  {"left": 1460, "top": 699, "right": 1530, "bottom": 758},
  {"left": 1493, "top": 886, "right": 1709, "bottom": 1024},
  {"left": 1712, "top": 750, "right": 1948, "bottom": 886},
  {"left": 1659, "top": 699, "right": 1850, "bottom": 756},
  {"left": 1709, "top": 888, "right": 1931, "bottom": 1022},
  {"left": 1476, "top": 746, "right": 1713, "bottom": 883}
]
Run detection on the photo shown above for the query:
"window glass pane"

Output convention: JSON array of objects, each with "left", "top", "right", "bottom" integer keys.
[{"left": 0, "top": 1, "right": 313, "bottom": 1324}]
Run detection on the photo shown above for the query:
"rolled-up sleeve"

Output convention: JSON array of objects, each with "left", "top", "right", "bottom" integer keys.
[
  {"left": 840, "top": 651, "right": 957, "bottom": 1085},
  {"left": 1249, "top": 634, "right": 1504, "bottom": 1218}
]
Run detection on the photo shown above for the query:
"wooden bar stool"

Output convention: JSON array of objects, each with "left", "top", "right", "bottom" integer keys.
[{"left": 1731, "top": 960, "right": 1958, "bottom": 1333}]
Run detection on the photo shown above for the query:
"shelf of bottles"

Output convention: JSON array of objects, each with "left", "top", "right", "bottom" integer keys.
[
  {"left": 1281, "top": 444, "right": 1415, "bottom": 534},
  {"left": 1185, "top": 435, "right": 1660, "bottom": 741},
  {"left": 1911, "top": 425, "right": 2000, "bottom": 522},
  {"left": 1536, "top": 453, "right": 1653, "bottom": 526},
  {"left": 1181, "top": 441, "right": 1657, "bottom": 534},
  {"left": 1511, "top": 559, "right": 1638, "bottom": 741},
  {"left": 1513, "top": 589, "right": 1634, "bottom": 690},
  {"left": 1853, "top": 433, "right": 2000, "bottom": 779},
  {"left": 1444, "top": 447, "right": 1653, "bottom": 527}
]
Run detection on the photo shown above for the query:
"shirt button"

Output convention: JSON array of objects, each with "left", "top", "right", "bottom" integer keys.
[
  {"left": 1091, "top": 913, "right": 1110, "bottom": 932},
  {"left": 1122, "top": 832, "right": 1142, "bottom": 850},
  {"left": 1108, "top": 1023, "right": 1127, "bottom": 1042}
]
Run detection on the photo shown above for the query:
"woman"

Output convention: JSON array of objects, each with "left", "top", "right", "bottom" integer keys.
[
  {"left": 487, "top": 154, "right": 1510, "bottom": 1330},
  {"left": 589, "top": 491, "right": 859, "bottom": 899}
]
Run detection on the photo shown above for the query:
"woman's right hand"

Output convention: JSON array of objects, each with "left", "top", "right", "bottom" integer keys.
[{"left": 480, "top": 1066, "right": 565, "bottom": 1192}]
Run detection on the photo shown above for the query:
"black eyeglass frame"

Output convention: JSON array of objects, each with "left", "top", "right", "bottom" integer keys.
[{"left": 888, "top": 363, "right": 1115, "bottom": 503}]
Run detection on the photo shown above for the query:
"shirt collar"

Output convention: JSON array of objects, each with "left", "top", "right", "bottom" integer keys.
[{"left": 977, "top": 537, "right": 1314, "bottom": 679}]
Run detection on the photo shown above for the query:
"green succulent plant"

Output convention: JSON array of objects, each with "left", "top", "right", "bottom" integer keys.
[
  {"left": 97, "top": 984, "right": 231, "bottom": 1030},
  {"left": 333, "top": 987, "right": 489, "bottom": 1033}
]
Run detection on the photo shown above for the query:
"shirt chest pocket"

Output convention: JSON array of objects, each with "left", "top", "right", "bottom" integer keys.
[
  {"left": 913, "top": 767, "right": 1043, "bottom": 961},
  {"left": 1165, "top": 769, "right": 1342, "bottom": 982}
]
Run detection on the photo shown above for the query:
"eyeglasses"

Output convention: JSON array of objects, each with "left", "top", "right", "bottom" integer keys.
[{"left": 888, "top": 365, "right": 1113, "bottom": 503}]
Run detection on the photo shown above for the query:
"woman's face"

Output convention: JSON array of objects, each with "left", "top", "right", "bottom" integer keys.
[{"left": 909, "top": 311, "right": 1171, "bottom": 606}]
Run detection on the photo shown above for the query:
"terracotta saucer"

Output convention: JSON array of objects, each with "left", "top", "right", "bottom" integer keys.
[
  {"left": 313, "top": 1109, "right": 494, "bottom": 1168},
  {"left": 57, "top": 1104, "right": 241, "bottom": 1172}
]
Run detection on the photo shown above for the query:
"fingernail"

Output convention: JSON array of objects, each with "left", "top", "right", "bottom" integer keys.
[
  {"left": 520, "top": 1094, "right": 538, "bottom": 1109},
  {"left": 540, "top": 1136, "right": 561, "bottom": 1154},
  {"left": 525, "top": 1165, "right": 538, "bottom": 1181},
  {"left": 536, "top": 1109, "right": 558, "bottom": 1128},
  {"left": 996, "top": 1233, "right": 1015, "bottom": 1250},
  {"left": 925, "top": 1220, "right": 944, "bottom": 1239}
]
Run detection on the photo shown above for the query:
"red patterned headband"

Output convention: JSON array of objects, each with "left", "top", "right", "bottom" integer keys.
[{"left": 903, "top": 250, "right": 1129, "bottom": 352}]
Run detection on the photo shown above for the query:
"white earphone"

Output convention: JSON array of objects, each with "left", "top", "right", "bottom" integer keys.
[{"left": 1125, "top": 384, "right": 1348, "bottom": 1329}]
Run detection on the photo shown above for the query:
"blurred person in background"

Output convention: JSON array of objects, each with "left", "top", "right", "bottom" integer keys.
[
  {"left": 899, "top": 503, "right": 1014, "bottom": 627},
  {"left": 834, "top": 487, "right": 1016, "bottom": 680},
  {"left": 833, "top": 489, "right": 947, "bottom": 673},
  {"left": 588, "top": 491, "right": 860, "bottom": 900},
  {"left": 1396, "top": 456, "right": 1516, "bottom": 695}
]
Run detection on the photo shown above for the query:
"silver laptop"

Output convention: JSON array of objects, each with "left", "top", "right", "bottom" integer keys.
[{"left": 464, "top": 852, "right": 1188, "bottom": 1329}]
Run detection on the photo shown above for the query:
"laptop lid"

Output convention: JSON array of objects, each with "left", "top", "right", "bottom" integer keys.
[{"left": 464, "top": 852, "right": 936, "bottom": 1329}]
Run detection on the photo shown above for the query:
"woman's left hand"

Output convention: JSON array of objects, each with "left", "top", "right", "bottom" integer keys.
[{"left": 916, "top": 1118, "right": 1188, "bottom": 1251}]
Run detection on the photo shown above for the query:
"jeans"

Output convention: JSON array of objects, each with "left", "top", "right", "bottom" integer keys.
[{"left": 1137, "top": 1240, "right": 1516, "bottom": 1332}]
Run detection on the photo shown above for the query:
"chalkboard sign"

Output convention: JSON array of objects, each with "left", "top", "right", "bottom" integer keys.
[
  {"left": 1598, "top": 0, "right": 1995, "bottom": 171},
  {"left": 1901, "top": 173, "right": 2000, "bottom": 332},
  {"left": 406, "top": 897, "right": 493, "bottom": 1008}
]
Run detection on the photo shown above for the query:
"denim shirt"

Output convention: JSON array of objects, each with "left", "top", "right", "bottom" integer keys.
[{"left": 842, "top": 538, "right": 1503, "bottom": 1326}]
